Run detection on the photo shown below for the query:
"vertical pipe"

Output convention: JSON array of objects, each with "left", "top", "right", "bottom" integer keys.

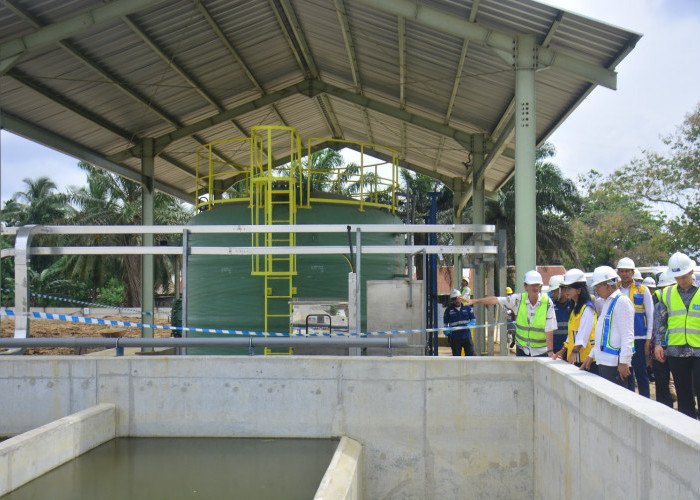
[
  {"left": 141, "top": 138, "right": 154, "bottom": 346},
  {"left": 498, "top": 229, "right": 509, "bottom": 356},
  {"left": 514, "top": 34, "right": 537, "bottom": 288},
  {"left": 471, "top": 134, "right": 486, "bottom": 355},
  {"left": 181, "top": 229, "right": 189, "bottom": 355},
  {"left": 427, "top": 192, "right": 439, "bottom": 356},
  {"left": 355, "top": 227, "right": 361, "bottom": 335}
]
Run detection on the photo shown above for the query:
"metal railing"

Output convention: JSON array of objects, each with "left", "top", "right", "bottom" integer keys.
[{"left": 1, "top": 223, "right": 497, "bottom": 353}]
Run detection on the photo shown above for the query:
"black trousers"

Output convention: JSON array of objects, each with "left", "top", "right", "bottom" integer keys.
[
  {"left": 449, "top": 335, "right": 474, "bottom": 356},
  {"left": 597, "top": 364, "right": 632, "bottom": 389},
  {"left": 652, "top": 358, "right": 673, "bottom": 408},
  {"left": 667, "top": 356, "right": 700, "bottom": 419}
]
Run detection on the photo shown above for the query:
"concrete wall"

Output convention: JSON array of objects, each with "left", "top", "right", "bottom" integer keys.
[
  {"left": 315, "top": 436, "right": 363, "bottom": 500},
  {"left": 0, "top": 403, "right": 116, "bottom": 496},
  {"left": 0, "top": 356, "right": 534, "bottom": 499},
  {"left": 534, "top": 361, "right": 700, "bottom": 500},
  {"left": 2, "top": 356, "right": 698, "bottom": 499}
]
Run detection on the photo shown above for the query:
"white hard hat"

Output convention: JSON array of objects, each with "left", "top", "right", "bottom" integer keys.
[
  {"left": 633, "top": 269, "right": 642, "bottom": 281},
  {"left": 592, "top": 266, "right": 619, "bottom": 287},
  {"left": 616, "top": 257, "right": 636, "bottom": 270},
  {"left": 548, "top": 275, "right": 564, "bottom": 291},
  {"left": 562, "top": 268, "right": 587, "bottom": 285},
  {"left": 642, "top": 276, "right": 656, "bottom": 287},
  {"left": 656, "top": 270, "right": 675, "bottom": 288},
  {"left": 668, "top": 252, "right": 696, "bottom": 278},
  {"left": 449, "top": 289, "right": 462, "bottom": 299},
  {"left": 523, "top": 270, "right": 543, "bottom": 285}
]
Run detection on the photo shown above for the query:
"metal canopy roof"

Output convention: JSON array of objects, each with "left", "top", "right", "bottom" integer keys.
[{"left": 0, "top": 0, "right": 640, "bottom": 202}]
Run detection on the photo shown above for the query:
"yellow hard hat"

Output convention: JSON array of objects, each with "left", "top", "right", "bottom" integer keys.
[{"left": 505, "top": 287, "right": 513, "bottom": 294}]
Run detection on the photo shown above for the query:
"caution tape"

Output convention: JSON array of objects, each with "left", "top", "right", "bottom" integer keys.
[
  {"left": 0, "top": 308, "right": 514, "bottom": 337},
  {"left": 0, "top": 288, "right": 153, "bottom": 315}
]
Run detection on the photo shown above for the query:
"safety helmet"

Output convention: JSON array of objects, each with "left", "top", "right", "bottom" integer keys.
[
  {"left": 561, "top": 268, "right": 587, "bottom": 285},
  {"left": 656, "top": 271, "right": 674, "bottom": 288},
  {"left": 667, "top": 252, "right": 696, "bottom": 278},
  {"left": 505, "top": 287, "right": 513, "bottom": 295},
  {"left": 591, "top": 266, "right": 619, "bottom": 287},
  {"left": 642, "top": 276, "right": 656, "bottom": 288},
  {"left": 616, "top": 257, "right": 636, "bottom": 270},
  {"left": 462, "top": 277, "right": 469, "bottom": 284},
  {"left": 523, "top": 270, "right": 543, "bottom": 285},
  {"left": 633, "top": 269, "right": 642, "bottom": 281},
  {"left": 548, "top": 275, "right": 564, "bottom": 291},
  {"left": 449, "top": 289, "right": 462, "bottom": 299}
]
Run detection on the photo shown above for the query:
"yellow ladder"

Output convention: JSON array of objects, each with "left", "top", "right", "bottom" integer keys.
[{"left": 250, "top": 127, "right": 300, "bottom": 352}]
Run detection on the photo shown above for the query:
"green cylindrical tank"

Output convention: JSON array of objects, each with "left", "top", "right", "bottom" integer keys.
[{"left": 186, "top": 197, "right": 403, "bottom": 353}]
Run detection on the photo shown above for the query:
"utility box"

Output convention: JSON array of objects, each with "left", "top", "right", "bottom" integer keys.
[
  {"left": 288, "top": 299, "right": 351, "bottom": 355},
  {"left": 366, "top": 279, "right": 425, "bottom": 355},
  {"left": 290, "top": 299, "right": 349, "bottom": 336}
]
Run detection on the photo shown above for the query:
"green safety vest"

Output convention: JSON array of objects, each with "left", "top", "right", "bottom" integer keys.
[
  {"left": 661, "top": 284, "right": 700, "bottom": 348},
  {"left": 515, "top": 293, "right": 549, "bottom": 349}
]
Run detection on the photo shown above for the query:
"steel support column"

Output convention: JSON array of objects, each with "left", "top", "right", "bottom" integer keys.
[
  {"left": 471, "top": 134, "right": 486, "bottom": 355},
  {"left": 141, "top": 138, "right": 154, "bottom": 343},
  {"left": 514, "top": 35, "right": 537, "bottom": 290}
]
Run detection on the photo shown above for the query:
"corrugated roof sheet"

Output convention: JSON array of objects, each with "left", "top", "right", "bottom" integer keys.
[{"left": 0, "top": 0, "right": 640, "bottom": 201}]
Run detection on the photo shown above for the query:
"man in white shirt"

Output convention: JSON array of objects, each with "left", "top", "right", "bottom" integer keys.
[
  {"left": 581, "top": 266, "right": 635, "bottom": 387},
  {"left": 465, "top": 270, "right": 557, "bottom": 357},
  {"left": 616, "top": 257, "right": 654, "bottom": 397}
]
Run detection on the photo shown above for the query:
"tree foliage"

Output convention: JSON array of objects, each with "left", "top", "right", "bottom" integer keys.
[
  {"left": 483, "top": 143, "right": 582, "bottom": 265},
  {"left": 612, "top": 104, "right": 700, "bottom": 260}
]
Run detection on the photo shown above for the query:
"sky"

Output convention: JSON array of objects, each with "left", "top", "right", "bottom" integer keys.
[{"left": 1, "top": 0, "right": 699, "bottom": 204}]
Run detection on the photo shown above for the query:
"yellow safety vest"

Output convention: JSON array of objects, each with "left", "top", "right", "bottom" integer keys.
[
  {"left": 515, "top": 293, "right": 549, "bottom": 349},
  {"left": 661, "top": 284, "right": 700, "bottom": 348},
  {"left": 563, "top": 302, "right": 597, "bottom": 362},
  {"left": 619, "top": 282, "right": 647, "bottom": 338}
]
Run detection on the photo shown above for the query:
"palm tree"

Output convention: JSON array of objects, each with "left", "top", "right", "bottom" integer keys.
[
  {"left": 1, "top": 176, "right": 71, "bottom": 226},
  {"left": 65, "top": 162, "right": 193, "bottom": 306},
  {"left": 482, "top": 143, "right": 582, "bottom": 265}
]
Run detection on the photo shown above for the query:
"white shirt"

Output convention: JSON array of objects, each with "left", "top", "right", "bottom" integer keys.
[
  {"left": 618, "top": 282, "right": 654, "bottom": 339},
  {"left": 591, "top": 290, "right": 634, "bottom": 366},
  {"left": 498, "top": 293, "right": 557, "bottom": 356},
  {"left": 573, "top": 306, "right": 596, "bottom": 348}
]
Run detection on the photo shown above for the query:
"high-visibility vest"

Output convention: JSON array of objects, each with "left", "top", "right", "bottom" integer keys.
[
  {"left": 600, "top": 295, "right": 624, "bottom": 355},
  {"left": 661, "top": 284, "right": 700, "bottom": 348},
  {"left": 653, "top": 289, "right": 662, "bottom": 304},
  {"left": 515, "top": 293, "right": 549, "bottom": 349},
  {"left": 619, "top": 282, "right": 648, "bottom": 338},
  {"left": 564, "top": 302, "right": 597, "bottom": 362},
  {"left": 461, "top": 286, "right": 471, "bottom": 298}
]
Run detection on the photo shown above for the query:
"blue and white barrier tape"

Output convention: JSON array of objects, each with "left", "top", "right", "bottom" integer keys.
[
  {"left": 0, "top": 288, "right": 153, "bottom": 315},
  {"left": 0, "top": 308, "right": 514, "bottom": 337}
]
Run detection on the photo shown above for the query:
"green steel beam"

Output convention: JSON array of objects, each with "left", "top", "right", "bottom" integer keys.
[
  {"left": 107, "top": 80, "right": 313, "bottom": 163},
  {"left": 194, "top": 0, "right": 288, "bottom": 126},
  {"left": 0, "top": 111, "right": 192, "bottom": 202},
  {"left": 335, "top": 0, "right": 373, "bottom": 142},
  {"left": 398, "top": 16, "right": 407, "bottom": 160},
  {"left": 514, "top": 35, "right": 537, "bottom": 288},
  {"left": 141, "top": 138, "right": 155, "bottom": 342},
  {"left": 356, "top": 0, "right": 618, "bottom": 89},
  {"left": 0, "top": 0, "right": 162, "bottom": 72},
  {"left": 315, "top": 80, "right": 476, "bottom": 150}
]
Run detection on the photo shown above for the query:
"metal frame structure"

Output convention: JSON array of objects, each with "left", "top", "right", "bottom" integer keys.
[
  {"left": 0, "top": 0, "right": 641, "bottom": 287},
  {"left": 1, "top": 223, "right": 497, "bottom": 347}
]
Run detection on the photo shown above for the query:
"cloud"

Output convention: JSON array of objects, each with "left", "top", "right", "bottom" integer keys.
[
  {"left": 545, "top": 0, "right": 700, "bottom": 180},
  {"left": 1, "top": 131, "right": 86, "bottom": 202}
]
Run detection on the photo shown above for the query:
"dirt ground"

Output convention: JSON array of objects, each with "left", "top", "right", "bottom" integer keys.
[{"left": 0, "top": 317, "right": 172, "bottom": 355}]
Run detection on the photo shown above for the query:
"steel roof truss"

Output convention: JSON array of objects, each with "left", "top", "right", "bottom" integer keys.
[
  {"left": 0, "top": 0, "right": 163, "bottom": 73},
  {"left": 357, "top": 0, "right": 617, "bottom": 89}
]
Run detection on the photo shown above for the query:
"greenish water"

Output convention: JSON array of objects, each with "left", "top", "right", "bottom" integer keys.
[{"left": 3, "top": 437, "right": 338, "bottom": 500}]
